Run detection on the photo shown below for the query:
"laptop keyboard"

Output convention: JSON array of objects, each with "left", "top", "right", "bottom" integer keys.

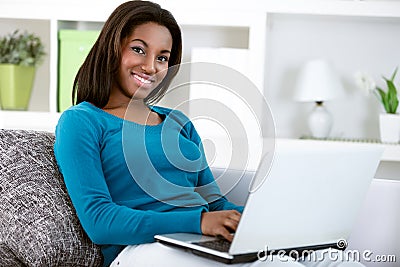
[{"left": 193, "top": 239, "right": 231, "bottom": 252}]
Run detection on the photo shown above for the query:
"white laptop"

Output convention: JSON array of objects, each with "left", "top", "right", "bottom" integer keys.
[{"left": 155, "top": 140, "right": 384, "bottom": 264}]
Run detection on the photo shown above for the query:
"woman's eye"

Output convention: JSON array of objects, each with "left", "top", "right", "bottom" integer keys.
[
  {"left": 157, "top": 56, "right": 169, "bottom": 62},
  {"left": 131, "top": 46, "right": 145, "bottom": 54}
]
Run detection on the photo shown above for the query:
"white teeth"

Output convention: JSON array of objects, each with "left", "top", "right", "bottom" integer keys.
[{"left": 134, "top": 74, "right": 151, "bottom": 84}]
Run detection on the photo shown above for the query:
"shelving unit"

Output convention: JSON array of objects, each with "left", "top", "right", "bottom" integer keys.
[
  {"left": 1, "top": 0, "right": 400, "bottom": 168},
  {"left": 278, "top": 138, "right": 400, "bottom": 181}
]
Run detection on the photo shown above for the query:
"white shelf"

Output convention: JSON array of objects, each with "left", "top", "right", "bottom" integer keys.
[
  {"left": 1, "top": 0, "right": 400, "bottom": 154},
  {"left": 382, "top": 144, "right": 400, "bottom": 162},
  {"left": 2, "top": 0, "right": 400, "bottom": 20},
  {"left": 277, "top": 138, "right": 400, "bottom": 181},
  {"left": 277, "top": 138, "right": 400, "bottom": 162},
  {"left": 260, "top": 0, "right": 400, "bottom": 18},
  {"left": 0, "top": 110, "right": 60, "bottom": 133}
]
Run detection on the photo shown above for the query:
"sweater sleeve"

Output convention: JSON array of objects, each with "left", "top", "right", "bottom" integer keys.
[
  {"left": 182, "top": 117, "right": 244, "bottom": 213},
  {"left": 54, "top": 109, "right": 203, "bottom": 246},
  {"left": 198, "top": 167, "right": 244, "bottom": 213}
]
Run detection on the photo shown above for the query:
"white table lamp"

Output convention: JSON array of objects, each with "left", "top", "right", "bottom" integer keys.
[{"left": 294, "top": 59, "right": 345, "bottom": 138}]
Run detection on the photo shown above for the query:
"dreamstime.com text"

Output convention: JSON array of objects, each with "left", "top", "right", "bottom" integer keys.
[{"left": 257, "top": 247, "right": 397, "bottom": 264}]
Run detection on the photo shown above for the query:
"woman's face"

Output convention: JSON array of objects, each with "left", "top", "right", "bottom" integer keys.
[{"left": 112, "top": 22, "right": 172, "bottom": 103}]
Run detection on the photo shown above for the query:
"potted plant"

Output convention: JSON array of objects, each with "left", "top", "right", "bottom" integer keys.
[
  {"left": 355, "top": 67, "right": 399, "bottom": 143},
  {"left": 0, "top": 30, "right": 45, "bottom": 110},
  {"left": 377, "top": 68, "right": 400, "bottom": 143}
]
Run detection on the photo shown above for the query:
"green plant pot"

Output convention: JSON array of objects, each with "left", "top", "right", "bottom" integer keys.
[{"left": 0, "top": 64, "right": 35, "bottom": 110}]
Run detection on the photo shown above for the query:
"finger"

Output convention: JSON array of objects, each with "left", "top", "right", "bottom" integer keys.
[
  {"left": 224, "top": 218, "right": 239, "bottom": 232},
  {"left": 217, "top": 228, "right": 234, "bottom": 242},
  {"left": 228, "top": 210, "right": 241, "bottom": 222}
]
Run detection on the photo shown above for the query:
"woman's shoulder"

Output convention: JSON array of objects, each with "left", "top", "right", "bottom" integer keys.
[
  {"left": 61, "top": 101, "right": 109, "bottom": 119},
  {"left": 151, "top": 105, "right": 175, "bottom": 115},
  {"left": 152, "top": 105, "right": 198, "bottom": 135},
  {"left": 152, "top": 105, "right": 190, "bottom": 122},
  {"left": 57, "top": 102, "right": 106, "bottom": 130}
]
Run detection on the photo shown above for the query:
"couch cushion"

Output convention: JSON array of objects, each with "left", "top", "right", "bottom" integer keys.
[
  {"left": 0, "top": 129, "right": 103, "bottom": 266},
  {"left": 0, "top": 241, "right": 24, "bottom": 266}
]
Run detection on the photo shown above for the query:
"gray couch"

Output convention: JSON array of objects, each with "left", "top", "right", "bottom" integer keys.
[
  {"left": 0, "top": 129, "right": 103, "bottom": 266},
  {"left": 0, "top": 128, "right": 253, "bottom": 267},
  {"left": 1, "top": 128, "right": 398, "bottom": 267}
]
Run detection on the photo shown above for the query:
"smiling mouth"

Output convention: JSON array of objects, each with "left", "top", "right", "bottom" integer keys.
[{"left": 133, "top": 74, "right": 153, "bottom": 84}]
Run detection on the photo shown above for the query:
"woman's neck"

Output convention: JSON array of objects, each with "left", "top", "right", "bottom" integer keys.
[{"left": 103, "top": 100, "right": 162, "bottom": 125}]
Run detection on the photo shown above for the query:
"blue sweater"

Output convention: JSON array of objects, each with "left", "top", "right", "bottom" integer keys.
[{"left": 54, "top": 102, "right": 243, "bottom": 266}]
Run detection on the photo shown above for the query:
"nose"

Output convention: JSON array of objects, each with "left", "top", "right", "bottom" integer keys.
[{"left": 141, "top": 56, "right": 156, "bottom": 74}]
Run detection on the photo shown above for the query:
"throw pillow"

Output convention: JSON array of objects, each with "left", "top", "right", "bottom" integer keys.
[{"left": 0, "top": 129, "right": 103, "bottom": 266}]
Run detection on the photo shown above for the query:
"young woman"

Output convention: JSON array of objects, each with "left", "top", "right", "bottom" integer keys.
[
  {"left": 54, "top": 1, "right": 245, "bottom": 266},
  {"left": 54, "top": 1, "right": 364, "bottom": 266}
]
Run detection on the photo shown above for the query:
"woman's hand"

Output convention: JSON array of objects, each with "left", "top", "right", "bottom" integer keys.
[{"left": 200, "top": 210, "right": 242, "bottom": 242}]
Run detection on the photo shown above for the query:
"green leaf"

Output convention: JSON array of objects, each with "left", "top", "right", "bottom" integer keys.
[
  {"left": 390, "top": 66, "right": 398, "bottom": 81},
  {"left": 0, "top": 29, "right": 45, "bottom": 66},
  {"left": 376, "top": 87, "right": 390, "bottom": 113},
  {"left": 386, "top": 79, "right": 398, "bottom": 113}
]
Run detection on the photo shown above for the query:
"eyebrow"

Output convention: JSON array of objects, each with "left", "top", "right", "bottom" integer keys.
[{"left": 131, "top": 38, "right": 171, "bottom": 54}]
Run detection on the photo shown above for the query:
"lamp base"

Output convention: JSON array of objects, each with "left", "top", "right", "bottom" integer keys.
[{"left": 308, "top": 102, "right": 332, "bottom": 139}]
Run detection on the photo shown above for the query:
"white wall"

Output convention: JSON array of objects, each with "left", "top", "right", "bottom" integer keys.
[
  {"left": 1, "top": 0, "right": 400, "bottom": 141},
  {"left": 265, "top": 13, "right": 400, "bottom": 139}
]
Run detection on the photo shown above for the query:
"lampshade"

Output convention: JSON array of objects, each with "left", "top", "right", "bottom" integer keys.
[{"left": 293, "top": 59, "right": 345, "bottom": 102}]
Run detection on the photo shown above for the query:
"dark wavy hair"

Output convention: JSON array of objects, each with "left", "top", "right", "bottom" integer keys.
[{"left": 72, "top": 0, "right": 182, "bottom": 107}]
